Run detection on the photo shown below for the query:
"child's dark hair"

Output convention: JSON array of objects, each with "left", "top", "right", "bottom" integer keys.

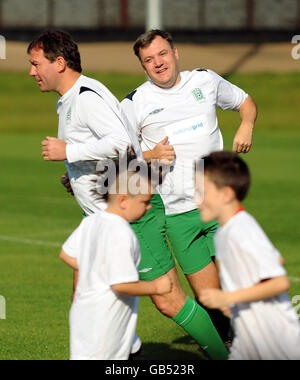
[
  {"left": 92, "top": 147, "right": 163, "bottom": 202},
  {"left": 201, "top": 151, "right": 251, "bottom": 202}
]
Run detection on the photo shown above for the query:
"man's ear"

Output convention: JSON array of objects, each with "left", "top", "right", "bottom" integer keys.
[
  {"left": 174, "top": 47, "right": 179, "bottom": 60},
  {"left": 55, "top": 56, "right": 67, "bottom": 73}
]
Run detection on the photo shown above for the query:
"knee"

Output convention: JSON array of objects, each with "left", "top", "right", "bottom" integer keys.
[
  {"left": 151, "top": 293, "right": 186, "bottom": 319},
  {"left": 151, "top": 296, "right": 174, "bottom": 318}
]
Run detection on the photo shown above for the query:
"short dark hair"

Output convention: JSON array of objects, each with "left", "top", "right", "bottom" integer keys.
[
  {"left": 201, "top": 151, "right": 251, "bottom": 202},
  {"left": 133, "top": 29, "right": 174, "bottom": 61},
  {"left": 27, "top": 29, "right": 82, "bottom": 73},
  {"left": 92, "top": 147, "right": 164, "bottom": 203}
]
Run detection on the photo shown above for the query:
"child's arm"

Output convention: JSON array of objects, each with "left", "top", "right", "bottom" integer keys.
[
  {"left": 60, "top": 249, "right": 79, "bottom": 271},
  {"left": 111, "top": 275, "right": 172, "bottom": 296},
  {"left": 200, "top": 275, "right": 290, "bottom": 310},
  {"left": 72, "top": 269, "right": 79, "bottom": 302}
]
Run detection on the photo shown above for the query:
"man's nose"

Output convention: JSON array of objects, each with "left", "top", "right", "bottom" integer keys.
[
  {"left": 153, "top": 57, "right": 163, "bottom": 68},
  {"left": 29, "top": 66, "right": 37, "bottom": 77}
]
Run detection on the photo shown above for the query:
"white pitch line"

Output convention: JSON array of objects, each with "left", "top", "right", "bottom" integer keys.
[
  {"left": 0, "top": 234, "right": 299, "bottom": 283},
  {"left": 0, "top": 235, "right": 61, "bottom": 248},
  {"left": 289, "top": 276, "right": 300, "bottom": 283}
]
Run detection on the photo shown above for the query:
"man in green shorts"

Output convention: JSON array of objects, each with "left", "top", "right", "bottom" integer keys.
[
  {"left": 39, "top": 30, "right": 229, "bottom": 359},
  {"left": 121, "top": 29, "right": 257, "bottom": 347}
]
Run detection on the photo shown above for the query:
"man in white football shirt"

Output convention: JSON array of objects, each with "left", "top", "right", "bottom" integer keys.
[
  {"left": 29, "top": 30, "right": 229, "bottom": 359},
  {"left": 121, "top": 30, "right": 257, "bottom": 343},
  {"left": 27, "top": 29, "right": 143, "bottom": 355},
  {"left": 28, "top": 30, "right": 142, "bottom": 216}
]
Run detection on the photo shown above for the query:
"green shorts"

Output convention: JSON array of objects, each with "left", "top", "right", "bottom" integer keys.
[
  {"left": 166, "top": 209, "right": 217, "bottom": 275},
  {"left": 130, "top": 194, "right": 175, "bottom": 281},
  {"left": 131, "top": 194, "right": 218, "bottom": 280}
]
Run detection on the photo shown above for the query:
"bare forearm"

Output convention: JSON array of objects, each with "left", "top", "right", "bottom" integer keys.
[
  {"left": 112, "top": 275, "right": 172, "bottom": 296},
  {"left": 233, "top": 96, "right": 257, "bottom": 153},
  {"left": 72, "top": 269, "right": 79, "bottom": 302},
  {"left": 111, "top": 281, "right": 157, "bottom": 296},
  {"left": 60, "top": 249, "right": 78, "bottom": 270},
  {"left": 239, "top": 96, "right": 257, "bottom": 126},
  {"left": 227, "top": 276, "right": 290, "bottom": 305}
]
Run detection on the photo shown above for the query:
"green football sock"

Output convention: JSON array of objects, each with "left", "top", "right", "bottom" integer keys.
[
  {"left": 198, "top": 300, "right": 232, "bottom": 342},
  {"left": 172, "top": 296, "right": 228, "bottom": 360}
]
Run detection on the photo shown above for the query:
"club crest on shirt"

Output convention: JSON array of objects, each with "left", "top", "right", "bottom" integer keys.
[
  {"left": 192, "top": 88, "right": 206, "bottom": 102},
  {"left": 66, "top": 107, "right": 72, "bottom": 125}
]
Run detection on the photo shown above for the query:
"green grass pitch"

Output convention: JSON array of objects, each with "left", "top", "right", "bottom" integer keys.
[{"left": 0, "top": 71, "right": 299, "bottom": 360}]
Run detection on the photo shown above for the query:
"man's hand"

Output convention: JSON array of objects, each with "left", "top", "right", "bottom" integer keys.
[
  {"left": 61, "top": 172, "right": 74, "bottom": 196},
  {"left": 143, "top": 136, "right": 175, "bottom": 163},
  {"left": 232, "top": 122, "right": 254, "bottom": 153},
  {"left": 233, "top": 95, "right": 257, "bottom": 154},
  {"left": 42, "top": 136, "right": 67, "bottom": 161}
]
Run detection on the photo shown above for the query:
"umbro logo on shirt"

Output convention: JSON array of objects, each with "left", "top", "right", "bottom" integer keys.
[{"left": 149, "top": 108, "right": 164, "bottom": 116}]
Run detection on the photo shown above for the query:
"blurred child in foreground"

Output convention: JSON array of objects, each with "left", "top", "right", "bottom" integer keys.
[{"left": 195, "top": 151, "right": 300, "bottom": 360}]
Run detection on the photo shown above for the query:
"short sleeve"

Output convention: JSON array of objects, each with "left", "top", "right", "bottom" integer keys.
[
  {"left": 105, "top": 227, "right": 140, "bottom": 286},
  {"left": 62, "top": 225, "right": 81, "bottom": 259},
  {"left": 230, "top": 234, "right": 286, "bottom": 285},
  {"left": 208, "top": 69, "right": 248, "bottom": 111}
]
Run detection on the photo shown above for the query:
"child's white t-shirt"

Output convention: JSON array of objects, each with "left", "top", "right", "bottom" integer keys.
[
  {"left": 214, "top": 211, "right": 300, "bottom": 360},
  {"left": 62, "top": 211, "right": 141, "bottom": 360}
]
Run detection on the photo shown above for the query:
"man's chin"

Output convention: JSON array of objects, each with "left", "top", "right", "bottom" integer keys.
[
  {"left": 39, "top": 86, "right": 50, "bottom": 93},
  {"left": 154, "top": 80, "right": 173, "bottom": 89},
  {"left": 153, "top": 77, "right": 178, "bottom": 89}
]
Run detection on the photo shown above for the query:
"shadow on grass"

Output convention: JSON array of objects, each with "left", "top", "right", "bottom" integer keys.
[{"left": 135, "top": 340, "right": 208, "bottom": 361}]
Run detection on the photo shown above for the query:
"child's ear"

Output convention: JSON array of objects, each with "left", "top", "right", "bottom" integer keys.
[
  {"left": 117, "top": 194, "right": 129, "bottom": 209},
  {"left": 223, "top": 186, "right": 236, "bottom": 203}
]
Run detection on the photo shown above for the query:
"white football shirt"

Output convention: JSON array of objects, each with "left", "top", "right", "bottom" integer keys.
[
  {"left": 63, "top": 211, "right": 141, "bottom": 360},
  {"left": 57, "top": 75, "right": 142, "bottom": 215},
  {"left": 214, "top": 211, "right": 300, "bottom": 360},
  {"left": 121, "top": 69, "right": 248, "bottom": 215}
]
